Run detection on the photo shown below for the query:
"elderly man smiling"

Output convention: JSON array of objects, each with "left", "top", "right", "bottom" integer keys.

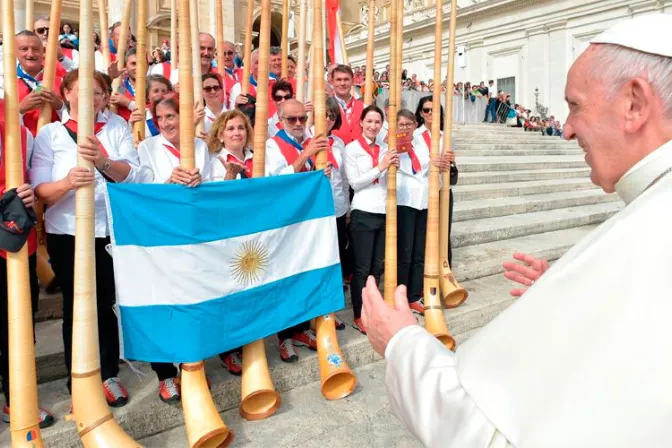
[{"left": 362, "top": 14, "right": 672, "bottom": 448}]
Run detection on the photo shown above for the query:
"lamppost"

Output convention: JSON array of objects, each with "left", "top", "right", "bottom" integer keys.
[{"left": 534, "top": 87, "right": 548, "bottom": 120}]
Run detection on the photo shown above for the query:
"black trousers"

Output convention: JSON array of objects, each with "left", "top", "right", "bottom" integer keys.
[
  {"left": 397, "top": 206, "right": 427, "bottom": 303},
  {"left": 151, "top": 362, "right": 179, "bottom": 381},
  {"left": 47, "top": 234, "right": 120, "bottom": 393},
  {"left": 336, "top": 215, "right": 354, "bottom": 278},
  {"left": 349, "top": 210, "right": 385, "bottom": 319},
  {"left": 0, "top": 254, "right": 39, "bottom": 406}
]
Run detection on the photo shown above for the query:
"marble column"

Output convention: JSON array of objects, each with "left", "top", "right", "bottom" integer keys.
[
  {"left": 15, "top": 3, "right": 27, "bottom": 32},
  {"left": 108, "top": 0, "right": 125, "bottom": 25},
  {"left": 209, "top": 0, "right": 217, "bottom": 37},
  {"left": 222, "top": 0, "right": 236, "bottom": 42}
]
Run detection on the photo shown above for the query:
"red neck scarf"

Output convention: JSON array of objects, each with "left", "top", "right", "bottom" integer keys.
[
  {"left": 163, "top": 143, "right": 181, "bottom": 160},
  {"left": 357, "top": 135, "right": 380, "bottom": 183},
  {"left": 64, "top": 120, "right": 109, "bottom": 156},
  {"left": 226, "top": 152, "right": 253, "bottom": 179}
]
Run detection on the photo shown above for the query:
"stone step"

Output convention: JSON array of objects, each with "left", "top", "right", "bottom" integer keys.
[
  {"left": 457, "top": 168, "right": 591, "bottom": 185},
  {"left": 457, "top": 143, "right": 578, "bottom": 150},
  {"left": 456, "top": 149, "right": 582, "bottom": 156},
  {"left": 453, "top": 178, "right": 595, "bottom": 201},
  {"left": 451, "top": 201, "right": 621, "bottom": 248},
  {"left": 455, "top": 137, "right": 572, "bottom": 144},
  {"left": 453, "top": 189, "right": 619, "bottom": 222},
  {"left": 5, "top": 273, "right": 520, "bottom": 448},
  {"left": 457, "top": 155, "right": 586, "bottom": 172},
  {"left": 452, "top": 224, "right": 598, "bottom": 282}
]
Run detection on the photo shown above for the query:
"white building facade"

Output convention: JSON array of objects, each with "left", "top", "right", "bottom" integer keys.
[{"left": 345, "top": 0, "right": 672, "bottom": 122}]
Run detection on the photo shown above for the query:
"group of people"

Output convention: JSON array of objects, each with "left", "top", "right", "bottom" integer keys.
[{"left": 0, "top": 13, "right": 459, "bottom": 431}]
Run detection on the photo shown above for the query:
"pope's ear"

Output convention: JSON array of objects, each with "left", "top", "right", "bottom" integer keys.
[{"left": 622, "top": 78, "right": 655, "bottom": 135}]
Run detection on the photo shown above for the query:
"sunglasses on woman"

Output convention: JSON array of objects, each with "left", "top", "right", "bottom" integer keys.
[
  {"left": 422, "top": 107, "right": 432, "bottom": 114},
  {"left": 203, "top": 85, "right": 222, "bottom": 93}
]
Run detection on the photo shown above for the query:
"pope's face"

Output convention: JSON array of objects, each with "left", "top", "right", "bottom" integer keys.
[{"left": 563, "top": 46, "right": 626, "bottom": 193}]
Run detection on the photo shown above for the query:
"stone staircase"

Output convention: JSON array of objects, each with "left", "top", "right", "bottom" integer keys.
[{"left": 0, "top": 124, "right": 623, "bottom": 446}]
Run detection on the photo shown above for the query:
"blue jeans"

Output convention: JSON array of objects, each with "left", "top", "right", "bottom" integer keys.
[{"left": 484, "top": 99, "right": 497, "bottom": 122}]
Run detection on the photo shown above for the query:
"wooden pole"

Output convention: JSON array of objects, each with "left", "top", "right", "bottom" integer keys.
[
  {"left": 171, "top": 0, "right": 178, "bottom": 67},
  {"left": 240, "top": 0, "right": 282, "bottom": 422},
  {"left": 363, "top": 0, "right": 375, "bottom": 106},
  {"left": 241, "top": 0, "right": 255, "bottom": 95},
  {"left": 422, "top": 0, "right": 456, "bottom": 350},
  {"left": 382, "top": 0, "right": 399, "bottom": 307},
  {"left": 109, "top": 0, "right": 132, "bottom": 114},
  {"left": 98, "top": 0, "right": 111, "bottom": 69},
  {"left": 281, "top": 0, "right": 290, "bottom": 78},
  {"left": 25, "top": 0, "right": 34, "bottom": 31},
  {"left": 296, "top": 0, "right": 307, "bottom": 101},
  {"left": 132, "top": 0, "right": 148, "bottom": 143},
  {"left": 71, "top": 0, "right": 141, "bottom": 443},
  {"left": 189, "top": 0, "right": 205, "bottom": 135},
  {"left": 2, "top": 0, "right": 44, "bottom": 444},
  {"left": 395, "top": 5, "right": 402, "bottom": 109},
  {"left": 438, "top": 0, "right": 468, "bottom": 309},
  {"left": 216, "top": 0, "right": 226, "bottom": 77}
]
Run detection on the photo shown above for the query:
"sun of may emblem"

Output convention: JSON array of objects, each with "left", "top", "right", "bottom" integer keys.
[{"left": 231, "top": 240, "right": 269, "bottom": 286}]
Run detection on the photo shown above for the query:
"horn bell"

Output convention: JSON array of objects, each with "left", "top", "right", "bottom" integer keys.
[
  {"left": 423, "top": 277, "right": 456, "bottom": 351},
  {"left": 240, "top": 340, "right": 281, "bottom": 421},
  {"left": 315, "top": 314, "right": 357, "bottom": 400},
  {"left": 439, "top": 260, "right": 468, "bottom": 309},
  {"left": 181, "top": 362, "right": 234, "bottom": 447}
]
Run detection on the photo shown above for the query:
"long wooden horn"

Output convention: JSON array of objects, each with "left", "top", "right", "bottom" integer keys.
[
  {"left": 71, "top": 0, "right": 143, "bottom": 444},
  {"left": 177, "top": 1, "right": 234, "bottom": 446},
  {"left": 25, "top": 0, "right": 34, "bottom": 31},
  {"left": 383, "top": 0, "right": 399, "bottom": 307},
  {"left": 132, "top": 0, "right": 148, "bottom": 144},
  {"left": 216, "top": 0, "right": 226, "bottom": 79},
  {"left": 280, "top": 0, "right": 290, "bottom": 78},
  {"left": 422, "top": 0, "right": 455, "bottom": 350},
  {"left": 363, "top": 0, "right": 375, "bottom": 106},
  {"left": 295, "top": 0, "right": 307, "bottom": 101},
  {"left": 171, "top": 0, "right": 177, "bottom": 67},
  {"left": 109, "top": 0, "right": 133, "bottom": 114},
  {"left": 189, "top": 0, "right": 205, "bottom": 136},
  {"left": 98, "top": 0, "right": 111, "bottom": 69},
  {"left": 240, "top": 0, "right": 282, "bottom": 421},
  {"left": 312, "top": 0, "right": 357, "bottom": 401},
  {"left": 33, "top": 0, "right": 63, "bottom": 290},
  {"left": 439, "top": 0, "right": 467, "bottom": 309},
  {"left": 395, "top": 6, "right": 402, "bottom": 109},
  {"left": 2, "top": 2, "right": 44, "bottom": 446},
  {"left": 241, "top": 0, "right": 255, "bottom": 95}
]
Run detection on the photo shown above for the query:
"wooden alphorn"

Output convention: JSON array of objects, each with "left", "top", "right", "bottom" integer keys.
[
  {"left": 241, "top": 0, "right": 255, "bottom": 95},
  {"left": 363, "top": 0, "right": 375, "bottom": 106},
  {"left": 313, "top": 0, "right": 357, "bottom": 401},
  {"left": 2, "top": 1, "right": 44, "bottom": 445},
  {"left": 171, "top": 0, "right": 177, "bottom": 67},
  {"left": 189, "top": 0, "right": 205, "bottom": 136},
  {"left": 71, "top": 1, "right": 142, "bottom": 444},
  {"left": 109, "top": 0, "right": 132, "bottom": 114},
  {"left": 281, "top": 0, "right": 290, "bottom": 78},
  {"left": 216, "top": 0, "right": 226, "bottom": 81},
  {"left": 33, "top": 0, "right": 63, "bottom": 290},
  {"left": 240, "top": 0, "right": 282, "bottom": 422},
  {"left": 383, "top": 0, "right": 399, "bottom": 307},
  {"left": 132, "top": 0, "right": 148, "bottom": 144},
  {"left": 98, "top": 0, "right": 111, "bottom": 69},
  {"left": 422, "top": 0, "right": 455, "bottom": 350},
  {"left": 439, "top": 0, "right": 468, "bottom": 309},
  {"left": 296, "top": 0, "right": 307, "bottom": 101},
  {"left": 177, "top": 1, "right": 233, "bottom": 446}
]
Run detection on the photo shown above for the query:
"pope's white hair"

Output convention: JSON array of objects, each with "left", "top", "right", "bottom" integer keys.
[{"left": 591, "top": 44, "right": 672, "bottom": 118}]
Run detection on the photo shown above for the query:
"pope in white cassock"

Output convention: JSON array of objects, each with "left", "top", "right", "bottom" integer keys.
[{"left": 361, "top": 14, "right": 672, "bottom": 448}]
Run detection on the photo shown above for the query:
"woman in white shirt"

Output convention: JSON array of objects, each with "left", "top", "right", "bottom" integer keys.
[
  {"left": 396, "top": 108, "right": 456, "bottom": 317},
  {"left": 413, "top": 97, "right": 459, "bottom": 267},
  {"left": 202, "top": 73, "right": 228, "bottom": 137},
  {"left": 343, "top": 105, "right": 398, "bottom": 334},
  {"left": 30, "top": 69, "right": 140, "bottom": 408},
  {"left": 128, "top": 75, "right": 173, "bottom": 139},
  {"left": 135, "top": 92, "right": 212, "bottom": 403}
]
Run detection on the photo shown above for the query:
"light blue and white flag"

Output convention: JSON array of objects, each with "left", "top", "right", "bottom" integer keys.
[{"left": 105, "top": 171, "right": 345, "bottom": 363}]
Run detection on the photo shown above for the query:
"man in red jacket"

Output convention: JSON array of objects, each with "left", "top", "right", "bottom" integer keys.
[
  {"left": 4, "top": 31, "right": 64, "bottom": 137},
  {"left": 330, "top": 65, "right": 364, "bottom": 145}
]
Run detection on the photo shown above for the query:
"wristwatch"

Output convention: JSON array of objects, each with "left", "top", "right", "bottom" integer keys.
[{"left": 101, "top": 158, "right": 111, "bottom": 173}]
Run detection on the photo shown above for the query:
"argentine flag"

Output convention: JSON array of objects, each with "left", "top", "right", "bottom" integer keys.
[{"left": 105, "top": 171, "right": 345, "bottom": 363}]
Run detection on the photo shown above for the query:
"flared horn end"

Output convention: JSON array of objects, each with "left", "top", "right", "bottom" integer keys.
[
  {"left": 239, "top": 389, "right": 282, "bottom": 421},
  {"left": 316, "top": 315, "right": 357, "bottom": 401},
  {"left": 181, "top": 362, "right": 234, "bottom": 448}
]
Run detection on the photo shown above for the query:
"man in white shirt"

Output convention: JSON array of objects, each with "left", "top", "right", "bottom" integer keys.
[{"left": 362, "top": 14, "right": 672, "bottom": 448}]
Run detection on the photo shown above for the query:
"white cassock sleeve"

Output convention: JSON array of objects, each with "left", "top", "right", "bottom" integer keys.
[{"left": 385, "top": 325, "right": 509, "bottom": 448}]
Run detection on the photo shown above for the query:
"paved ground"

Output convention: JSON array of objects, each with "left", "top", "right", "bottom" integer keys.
[{"left": 139, "top": 361, "right": 422, "bottom": 448}]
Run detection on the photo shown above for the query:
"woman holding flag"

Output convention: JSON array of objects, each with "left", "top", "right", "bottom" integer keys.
[
  {"left": 136, "top": 91, "right": 213, "bottom": 402},
  {"left": 29, "top": 69, "right": 140, "bottom": 408}
]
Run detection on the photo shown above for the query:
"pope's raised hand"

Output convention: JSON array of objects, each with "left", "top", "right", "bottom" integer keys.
[{"left": 502, "top": 252, "right": 550, "bottom": 297}]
